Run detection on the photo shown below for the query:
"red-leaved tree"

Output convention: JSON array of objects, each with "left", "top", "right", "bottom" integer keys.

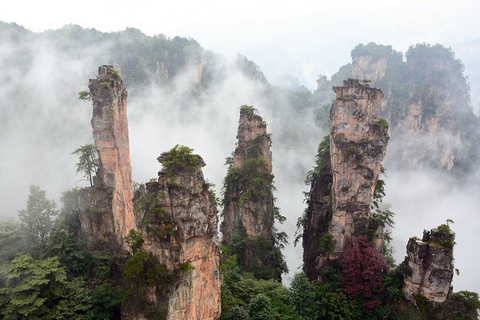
[{"left": 340, "top": 236, "right": 389, "bottom": 300}]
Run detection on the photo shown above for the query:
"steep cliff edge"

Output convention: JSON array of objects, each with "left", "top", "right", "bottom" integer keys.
[
  {"left": 329, "top": 79, "right": 388, "bottom": 255},
  {"left": 77, "top": 65, "right": 135, "bottom": 249},
  {"left": 301, "top": 136, "right": 333, "bottom": 281},
  {"left": 221, "top": 106, "right": 286, "bottom": 280},
  {"left": 301, "top": 79, "right": 388, "bottom": 281},
  {"left": 403, "top": 226, "right": 455, "bottom": 303},
  {"left": 347, "top": 43, "right": 480, "bottom": 174},
  {"left": 129, "top": 145, "right": 221, "bottom": 320}
]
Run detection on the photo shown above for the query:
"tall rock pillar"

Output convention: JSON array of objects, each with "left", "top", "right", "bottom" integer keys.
[
  {"left": 329, "top": 79, "right": 388, "bottom": 255},
  {"left": 220, "top": 106, "right": 286, "bottom": 280},
  {"left": 131, "top": 147, "right": 220, "bottom": 320},
  {"left": 77, "top": 65, "right": 135, "bottom": 248},
  {"left": 221, "top": 106, "right": 274, "bottom": 243}
]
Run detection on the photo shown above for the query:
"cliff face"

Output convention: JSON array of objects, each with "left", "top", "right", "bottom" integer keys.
[
  {"left": 403, "top": 227, "right": 455, "bottom": 303},
  {"left": 220, "top": 106, "right": 285, "bottom": 280},
  {"left": 133, "top": 148, "right": 220, "bottom": 320},
  {"left": 352, "top": 55, "right": 388, "bottom": 85},
  {"left": 347, "top": 43, "right": 479, "bottom": 174},
  {"left": 221, "top": 106, "right": 274, "bottom": 243},
  {"left": 77, "top": 65, "right": 135, "bottom": 248},
  {"left": 329, "top": 79, "right": 388, "bottom": 255},
  {"left": 301, "top": 136, "right": 333, "bottom": 281}
]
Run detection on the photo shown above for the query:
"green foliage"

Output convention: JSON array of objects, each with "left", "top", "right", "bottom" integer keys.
[
  {"left": 0, "top": 218, "right": 24, "bottom": 262},
  {"left": 248, "top": 294, "right": 275, "bottom": 320},
  {"left": 157, "top": 144, "right": 201, "bottom": 176},
  {"left": 72, "top": 143, "right": 98, "bottom": 186},
  {"left": 125, "top": 229, "right": 144, "bottom": 253},
  {"left": 18, "top": 185, "right": 59, "bottom": 257},
  {"left": 78, "top": 90, "right": 91, "bottom": 101},
  {"left": 433, "top": 223, "right": 452, "bottom": 234},
  {"left": 449, "top": 291, "right": 480, "bottom": 315},
  {"left": 289, "top": 272, "right": 318, "bottom": 320},
  {"left": 351, "top": 42, "right": 394, "bottom": 59},
  {"left": 86, "top": 282, "right": 121, "bottom": 320},
  {"left": 0, "top": 254, "right": 91, "bottom": 319},
  {"left": 111, "top": 67, "right": 120, "bottom": 76},
  {"left": 100, "top": 81, "right": 111, "bottom": 88},
  {"left": 318, "top": 233, "right": 335, "bottom": 255},
  {"left": 240, "top": 105, "right": 256, "bottom": 117},
  {"left": 219, "top": 256, "right": 299, "bottom": 320},
  {"left": 373, "top": 117, "right": 389, "bottom": 129}
]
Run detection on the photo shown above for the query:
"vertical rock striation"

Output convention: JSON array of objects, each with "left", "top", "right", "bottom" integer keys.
[
  {"left": 301, "top": 136, "right": 333, "bottom": 281},
  {"left": 221, "top": 106, "right": 285, "bottom": 280},
  {"left": 302, "top": 79, "right": 388, "bottom": 280},
  {"left": 221, "top": 106, "right": 274, "bottom": 243},
  {"left": 77, "top": 65, "right": 135, "bottom": 248},
  {"left": 403, "top": 226, "right": 455, "bottom": 304},
  {"left": 133, "top": 147, "right": 220, "bottom": 320},
  {"left": 329, "top": 79, "right": 388, "bottom": 255}
]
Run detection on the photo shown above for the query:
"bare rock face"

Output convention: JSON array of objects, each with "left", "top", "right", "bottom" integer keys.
[
  {"left": 329, "top": 79, "right": 388, "bottom": 255},
  {"left": 352, "top": 55, "right": 388, "bottom": 86},
  {"left": 77, "top": 65, "right": 135, "bottom": 248},
  {"left": 403, "top": 227, "right": 455, "bottom": 303},
  {"left": 221, "top": 106, "right": 274, "bottom": 243},
  {"left": 134, "top": 150, "right": 220, "bottom": 320}
]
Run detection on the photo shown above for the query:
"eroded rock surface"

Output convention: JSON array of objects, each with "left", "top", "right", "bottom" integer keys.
[
  {"left": 77, "top": 65, "right": 135, "bottom": 248},
  {"left": 329, "top": 79, "right": 388, "bottom": 255},
  {"left": 403, "top": 228, "right": 455, "bottom": 303},
  {"left": 135, "top": 152, "right": 220, "bottom": 320},
  {"left": 220, "top": 106, "right": 285, "bottom": 280},
  {"left": 221, "top": 106, "right": 274, "bottom": 243}
]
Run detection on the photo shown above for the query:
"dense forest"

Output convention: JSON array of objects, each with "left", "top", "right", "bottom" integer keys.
[{"left": 1, "top": 22, "right": 480, "bottom": 319}]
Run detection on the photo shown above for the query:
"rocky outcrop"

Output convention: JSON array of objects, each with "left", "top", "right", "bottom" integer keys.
[
  {"left": 77, "top": 65, "right": 135, "bottom": 248},
  {"left": 329, "top": 79, "right": 388, "bottom": 255},
  {"left": 403, "top": 226, "right": 455, "bottom": 303},
  {"left": 221, "top": 106, "right": 274, "bottom": 243},
  {"left": 132, "top": 147, "right": 220, "bottom": 320},
  {"left": 220, "top": 106, "right": 285, "bottom": 280}
]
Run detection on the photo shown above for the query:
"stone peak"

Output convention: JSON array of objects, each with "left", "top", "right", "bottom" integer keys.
[{"left": 332, "top": 78, "right": 383, "bottom": 99}]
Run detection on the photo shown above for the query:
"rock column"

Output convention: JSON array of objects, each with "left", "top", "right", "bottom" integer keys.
[{"left": 329, "top": 79, "right": 388, "bottom": 255}]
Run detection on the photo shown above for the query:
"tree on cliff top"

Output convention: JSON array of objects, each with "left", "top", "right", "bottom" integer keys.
[{"left": 72, "top": 144, "right": 98, "bottom": 187}]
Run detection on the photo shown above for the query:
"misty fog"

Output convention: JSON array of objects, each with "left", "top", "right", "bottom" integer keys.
[{"left": 1, "top": 27, "right": 480, "bottom": 296}]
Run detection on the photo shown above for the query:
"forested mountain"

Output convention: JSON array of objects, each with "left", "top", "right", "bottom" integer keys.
[{"left": 1, "top": 21, "right": 480, "bottom": 319}]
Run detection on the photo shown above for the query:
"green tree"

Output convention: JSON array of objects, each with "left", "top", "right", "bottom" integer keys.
[
  {"left": 72, "top": 144, "right": 99, "bottom": 186},
  {"left": 248, "top": 294, "right": 275, "bottom": 320},
  {"left": 18, "top": 185, "right": 58, "bottom": 256},
  {"left": 0, "top": 254, "right": 91, "bottom": 319},
  {"left": 0, "top": 218, "right": 24, "bottom": 261},
  {"left": 289, "top": 272, "right": 318, "bottom": 320}
]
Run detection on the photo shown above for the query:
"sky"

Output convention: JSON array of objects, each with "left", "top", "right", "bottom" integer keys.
[
  {"left": 2, "top": 0, "right": 480, "bottom": 87},
  {"left": 2, "top": 0, "right": 480, "bottom": 293}
]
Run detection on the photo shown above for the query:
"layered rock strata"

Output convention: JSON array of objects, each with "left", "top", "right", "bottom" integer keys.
[
  {"left": 329, "top": 79, "right": 388, "bottom": 255},
  {"left": 134, "top": 151, "right": 220, "bottom": 320},
  {"left": 403, "top": 227, "right": 455, "bottom": 303},
  {"left": 77, "top": 65, "right": 135, "bottom": 248}
]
